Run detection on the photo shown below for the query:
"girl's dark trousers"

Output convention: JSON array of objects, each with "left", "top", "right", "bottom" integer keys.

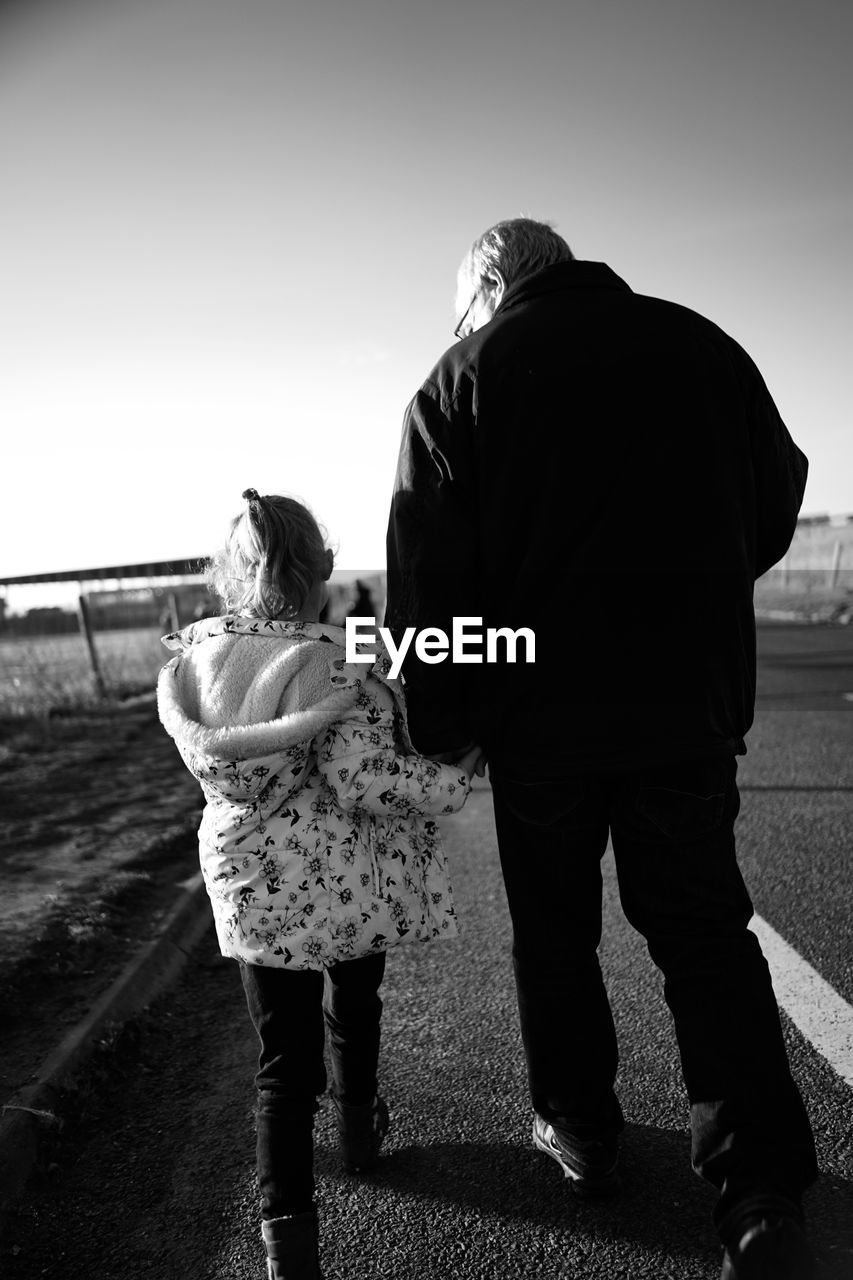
[
  {"left": 240, "top": 952, "right": 386, "bottom": 1219},
  {"left": 489, "top": 753, "right": 817, "bottom": 1233}
]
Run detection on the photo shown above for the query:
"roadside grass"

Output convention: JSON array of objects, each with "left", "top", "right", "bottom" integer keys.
[
  {"left": 753, "top": 578, "right": 853, "bottom": 622},
  {"left": 0, "top": 627, "right": 169, "bottom": 718}
]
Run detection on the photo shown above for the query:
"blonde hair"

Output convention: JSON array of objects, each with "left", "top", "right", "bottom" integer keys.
[
  {"left": 207, "top": 490, "right": 331, "bottom": 619},
  {"left": 459, "top": 217, "right": 573, "bottom": 296}
]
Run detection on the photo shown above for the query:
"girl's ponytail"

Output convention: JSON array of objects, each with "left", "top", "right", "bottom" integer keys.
[{"left": 208, "top": 490, "right": 331, "bottom": 619}]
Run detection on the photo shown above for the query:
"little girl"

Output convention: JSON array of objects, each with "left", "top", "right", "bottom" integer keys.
[{"left": 157, "top": 489, "right": 480, "bottom": 1280}]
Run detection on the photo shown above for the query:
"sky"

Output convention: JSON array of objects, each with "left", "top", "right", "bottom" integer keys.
[{"left": 1, "top": 0, "right": 851, "bottom": 608}]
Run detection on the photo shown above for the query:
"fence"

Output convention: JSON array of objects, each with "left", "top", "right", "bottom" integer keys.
[
  {"left": 0, "top": 562, "right": 386, "bottom": 717},
  {"left": 755, "top": 516, "right": 853, "bottom": 594}
]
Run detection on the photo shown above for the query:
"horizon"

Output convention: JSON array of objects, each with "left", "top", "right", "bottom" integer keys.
[{"left": 4, "top": 517, "right": 852, "bottom": 618}]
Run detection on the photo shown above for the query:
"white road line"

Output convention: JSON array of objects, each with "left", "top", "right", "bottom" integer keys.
[{"left": 750, "top": 914, "right": 853, "bottom": 1089}]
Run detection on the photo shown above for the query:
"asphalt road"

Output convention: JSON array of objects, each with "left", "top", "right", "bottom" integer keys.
[{"left": 6, "top": 623, "right": 852, "bottom": 1280}]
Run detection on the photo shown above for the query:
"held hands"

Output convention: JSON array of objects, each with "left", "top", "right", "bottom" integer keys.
[
  {"left": 427, "top": 742, "right": 488, "bottom": 780},
  {"left": 459, "top": 744, "right": 487, "bottom": 779}
]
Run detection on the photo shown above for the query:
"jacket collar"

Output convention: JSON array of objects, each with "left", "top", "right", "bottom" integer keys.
[
  {"left": 161, "top": 614, "right": 348, "bottom": 652},
  {"left": 497, "top": 260, "right": 632, "bottom": 316}
]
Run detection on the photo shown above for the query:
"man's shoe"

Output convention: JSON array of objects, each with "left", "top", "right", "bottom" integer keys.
[
  {"left": 532, "top": 1112, "right": 620, "bottom": 1197},
  {"left": 332, "top": 1093, "right": 390, "bottom": 1173},
  {"left": 720, "top": 1207, "right": 818, "bottom": 1279}
]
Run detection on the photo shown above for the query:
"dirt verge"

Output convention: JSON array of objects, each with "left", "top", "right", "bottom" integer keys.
[{"left": 0, "top": 695, "right": 203, "bottom": 1106}]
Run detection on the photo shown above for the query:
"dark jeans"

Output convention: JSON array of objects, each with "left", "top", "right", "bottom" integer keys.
[
  {"left": 240, "top": 952, "right": 386, "bottom": 1219},
  {"left": 489, "top": 754, "right": 817, "bottom": 1227}
]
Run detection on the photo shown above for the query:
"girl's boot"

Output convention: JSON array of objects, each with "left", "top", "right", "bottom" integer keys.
[
  {"left": 261, "top": 1210, "right": 323, "bottom": 1280},
  {"left": 332, "top": 1094, "right": 390, "bottom": 1173}
]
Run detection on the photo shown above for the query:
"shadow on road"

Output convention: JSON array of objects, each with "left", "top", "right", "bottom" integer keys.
[
  {"left": 316, "top": 1121, "right": 724, "bottom": 1271},
  {"left": 314, "top": 1119, "right": 853, "bottom": 1277}
]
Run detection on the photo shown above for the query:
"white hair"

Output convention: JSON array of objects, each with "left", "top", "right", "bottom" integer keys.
[{"left": 458, "top": 217, "right": 574, "bottom": 300}]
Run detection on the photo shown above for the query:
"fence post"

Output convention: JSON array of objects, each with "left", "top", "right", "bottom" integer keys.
[
  {"left": 829, "top": 541, "right": 842, "bottom": 589},
  {"left": 76, "top": 590, "right": 107, "bottom": 698},
  {"left": 780, "top": 553, "right": 789, "bottom": 590},
  {"left": 167, "top": 591, "right": 180, "bottom": 632}
]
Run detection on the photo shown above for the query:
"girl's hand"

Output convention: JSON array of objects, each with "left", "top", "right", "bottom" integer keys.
[{"left": 458, "top": 744, "right": 487, "bottom": 779}]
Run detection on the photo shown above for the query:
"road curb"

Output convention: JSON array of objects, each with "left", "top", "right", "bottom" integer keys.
[
  {"left": 755, "top": 606, "right": 851, "bottom": 625},
  {"left": 0, "top": 872, "right": 212, "bottom": 1221},
  {"left": 755, "top": 608, "right": 817, "bottom": 622}
]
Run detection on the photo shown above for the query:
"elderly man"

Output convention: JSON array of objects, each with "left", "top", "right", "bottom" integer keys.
[{"left": 385, "top": 218, "right": 817, "bottom": 1279}]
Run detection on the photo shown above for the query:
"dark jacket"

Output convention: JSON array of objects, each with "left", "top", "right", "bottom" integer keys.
[{"left": 385, "top": 260, "right": 807, "bottom": 771}]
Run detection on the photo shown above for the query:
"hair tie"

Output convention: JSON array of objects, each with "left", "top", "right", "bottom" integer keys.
[{"left": 242, "top": 488, "right": 261, "bottom": 503}]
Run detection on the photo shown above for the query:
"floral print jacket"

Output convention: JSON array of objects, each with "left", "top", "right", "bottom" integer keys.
[{"left": 157, "top": 616, "right": 468, "bottom": 970}]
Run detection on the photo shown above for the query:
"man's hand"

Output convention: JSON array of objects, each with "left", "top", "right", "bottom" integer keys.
[
  {"left": 459, "top": 744, "right": 488, "bottom": 779},
  {"left": 426, "top": 743, "right": 475, "bottom": 766},
  {"left": 427, "top": 743, "right": 487, "bottom": 779}
]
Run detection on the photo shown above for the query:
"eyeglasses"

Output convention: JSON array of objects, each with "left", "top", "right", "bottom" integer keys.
[{"left": 453, "top": 289, "right": 480, "bottom": 340}]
